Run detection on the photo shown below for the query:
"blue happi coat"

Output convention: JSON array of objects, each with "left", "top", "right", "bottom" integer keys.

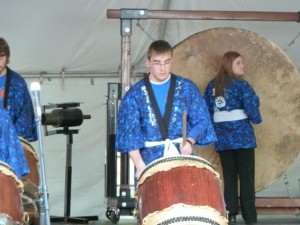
[
  {"left": 4, "top": 67, "right": 37, "bottom": 142},
  {"left": 116, "top": 74, "right": 217, "bottom": 166},
  {"left": 0, "top": 108, "right": 30, "bottom": 178},
  {"left": 204, "top": 77, "right": 262, "bottom": 151}
]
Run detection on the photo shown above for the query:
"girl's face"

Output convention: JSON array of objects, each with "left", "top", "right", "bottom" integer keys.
[{"left": 232, "top": 56, "right": 245, "bottom": 76}]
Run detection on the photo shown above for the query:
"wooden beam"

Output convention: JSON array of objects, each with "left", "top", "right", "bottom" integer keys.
[
  {"left": 244, "top": 198, "right": 300, "bottom": 215},
  {"left": 107, "top": 9, "right": 300, "bottom": 22},
  {"left": 256, "top": 198, "right": 300, "bottom": 208}
]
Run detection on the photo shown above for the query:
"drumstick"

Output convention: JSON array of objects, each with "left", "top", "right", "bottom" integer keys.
[{"left": 182, "top": 110, "right": 187, "bottom": 145}]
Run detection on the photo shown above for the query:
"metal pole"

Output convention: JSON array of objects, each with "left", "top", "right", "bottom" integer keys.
[
  {"left": 64, "top": 131, "right": 73, "bottom": 220},
  {"left": 37, "top": 120, "right": 50, "bottom": 225},
  {"left": 36, "top": 107, "right": 51, "bottom": 225},
  {"left": 30, "top": 82, "right": 51, "bottom": 225}
]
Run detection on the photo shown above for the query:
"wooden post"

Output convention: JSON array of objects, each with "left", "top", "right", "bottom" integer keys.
[{"left": 107, "top": 9, "right": 300, "bottom": 22}]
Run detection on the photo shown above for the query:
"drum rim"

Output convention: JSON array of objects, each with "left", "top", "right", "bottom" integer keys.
[
  {"left": 19, "top": 136, "right": 39, "bottom": 161},
  {"left": 0, "top": 160, "right": 24, "bottom": 192},
  {"left": 139, "top": 155, "right": 215, "bottom": 181}
]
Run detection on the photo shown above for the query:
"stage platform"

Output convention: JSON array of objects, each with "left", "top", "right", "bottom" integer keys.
[{"left": 51, "top": 215, "right": 300, "bottom": 225}]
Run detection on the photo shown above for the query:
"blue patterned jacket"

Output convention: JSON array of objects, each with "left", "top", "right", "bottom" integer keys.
[
  {"left": 116, "top": 74, "right": 217, "bottom": 165},
  {"left": 204, "top": 77, "right": 262, "bottom": 151},
  {"left": 4, "top": 67, "right": 37, "bottom": 142},
  {"left": 0, "top": 108, "right": 29, "bottom": 178}
]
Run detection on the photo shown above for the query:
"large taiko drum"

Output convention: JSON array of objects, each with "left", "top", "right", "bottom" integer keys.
[
  {"left": 136, "top": 155, "right": 228, "bottom": 225},
  {"left": 20, "top": 137, "right": 40, "bottom": 200},
  {"left": 172, "top": 27, "right": 300, "bottom": 191},
  {"left": 0, "top": 161, "right": 24, "bottom": 225}
]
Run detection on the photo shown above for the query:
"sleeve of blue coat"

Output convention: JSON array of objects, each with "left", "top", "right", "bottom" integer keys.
[
  {"left": 242, "top": 82, "right": 262, "bottom": 124},
  {"left": 203, "top": 81, "right": 215, "bottom": 119},
  {"left": 187, "top": 82, "right": 217, "bottom": 146},
  {"left": 13, "top": 80, "right": 37, "bottom": 142},
  {"left": 115, "top": 91, "right": 145, "bottom": 153}
]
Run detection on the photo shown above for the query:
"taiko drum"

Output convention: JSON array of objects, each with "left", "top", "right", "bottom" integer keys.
[
  {"left": 136, "top": 155, "right": 228, "bottom": 225},
  {"left": 19, "top": 137, "right": 41, "bottom": 225},
  {"left": 0, "top": 161, "right": 23, "bottom": 224},
  {"left": 20, "top": 137, "right": 40, "bottom": 187}
]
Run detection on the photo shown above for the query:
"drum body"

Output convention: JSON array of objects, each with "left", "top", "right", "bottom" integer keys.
[
  {"left": 20, "top": 137, "right": 40, "bottom": 186},
  {"left": 20, "top": 137, "right": 40, "bottom": 199},
  {"left": 19, "top": 138, "right": 40, "bottom": 225},
  {"left": 136, "top": 155, "right": 228, "bottom": 225},
  {"left": 0, "top": 161, "right": 23, "bottom": 225}
]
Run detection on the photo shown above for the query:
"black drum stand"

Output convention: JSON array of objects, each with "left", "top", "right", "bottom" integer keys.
[{"left": 42, "top": 102, "right": 98, "bottom": 224}]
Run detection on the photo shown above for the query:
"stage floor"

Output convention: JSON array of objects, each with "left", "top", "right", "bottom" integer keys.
[{"left": 51, "top": 215, "right": 300, "bottom": 225}]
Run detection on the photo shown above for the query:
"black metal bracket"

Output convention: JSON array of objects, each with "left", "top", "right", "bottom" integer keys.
[{"left": 120, "top": 9, "right": 148, "bottom": 36}]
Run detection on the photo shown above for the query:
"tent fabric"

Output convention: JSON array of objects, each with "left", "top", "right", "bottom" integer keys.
[{"left": 1, "top": 1, "right": 299, "bottom": 75}]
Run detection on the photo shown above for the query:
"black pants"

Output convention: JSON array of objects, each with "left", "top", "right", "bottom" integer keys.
[{"left": 219, "top": 148, "right": 257, "bottom": 223}]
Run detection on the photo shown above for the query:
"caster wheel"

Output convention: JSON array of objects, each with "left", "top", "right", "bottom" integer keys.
[{"left": 106, "top": 208, "right": 120, "bottom": 224}]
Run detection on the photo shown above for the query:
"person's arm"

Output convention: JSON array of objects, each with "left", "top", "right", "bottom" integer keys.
[
  {"left": 129, "top": 150, "right": 146, "bottom": 180},
  {"left": 242, "top": 81, "right": 262, "bottom": 124},
  {"left": 186, "top": 81, "right": 217, "bottom": 146},
  {"left": 9, "top": 73, "right": 37, "bottom": 141}
]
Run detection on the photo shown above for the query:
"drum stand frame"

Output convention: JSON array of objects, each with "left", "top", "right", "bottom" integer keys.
[
  {"left": 49, "top": 128, "right": 98, "bottom": 224},
  {"left": 105, "top": 12, "right": 142, "bottom": 224},
  {"left": 105, "top": 83, "right": 135, "bottom": 224},
  {"left": 42, "top": 103, "right": 98, "bottom": 224}
]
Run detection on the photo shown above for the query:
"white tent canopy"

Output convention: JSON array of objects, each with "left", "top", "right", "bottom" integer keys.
[
  {"left": 1, "top": 0, "right": 300, "bottom": 221},
  {"left": 2, "top": 1, "right": 300, "bottom": 75}
]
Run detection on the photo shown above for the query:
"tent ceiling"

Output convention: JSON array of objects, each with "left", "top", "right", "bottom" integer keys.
[{"left": 1, "top": 0, "right": 299, "bottom": 76}]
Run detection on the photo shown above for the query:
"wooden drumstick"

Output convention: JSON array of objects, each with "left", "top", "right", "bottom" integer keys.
[{"left": 182, "top": 110, "right": 187, "bottom": 145}]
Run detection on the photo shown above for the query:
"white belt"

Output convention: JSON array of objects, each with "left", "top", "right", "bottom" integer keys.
[
  {"left": 145, "top": 137, "right": 182, "bottom": 157},
  {"left": 213, "top": 109, "right": 248, "bottom": 122}
]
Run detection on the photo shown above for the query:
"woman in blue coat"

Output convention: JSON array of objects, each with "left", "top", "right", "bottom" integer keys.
[{"left": 204, "top": 51, "right": 262, "bottom": 225}]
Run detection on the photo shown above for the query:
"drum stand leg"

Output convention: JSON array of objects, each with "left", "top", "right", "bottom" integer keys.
[{"left": 50, "top": 131, "right": 98, "bottom": 224}]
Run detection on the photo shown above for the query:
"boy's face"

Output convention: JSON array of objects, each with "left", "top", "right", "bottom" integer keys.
[
  {"left": 0, "top": 55, "right": 8, "bottom": 76},
  {"left": 147, "top": 52, "right": 172, "bottom": 83}
]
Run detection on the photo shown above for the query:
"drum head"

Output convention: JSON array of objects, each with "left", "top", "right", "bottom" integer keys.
[{"left": 172, "top": 27, "right": 300, "bottom": 191}]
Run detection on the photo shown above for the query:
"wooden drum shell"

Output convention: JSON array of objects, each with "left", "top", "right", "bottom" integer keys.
[
  {"left": 0, "top": 161, "right": 23, "bottom": 224},
  {"left": 136, "top": 156, "right": 228, "bottom": 225},
  {"left": 20, "top": 137, "right": 40, "bottom": 187}
]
